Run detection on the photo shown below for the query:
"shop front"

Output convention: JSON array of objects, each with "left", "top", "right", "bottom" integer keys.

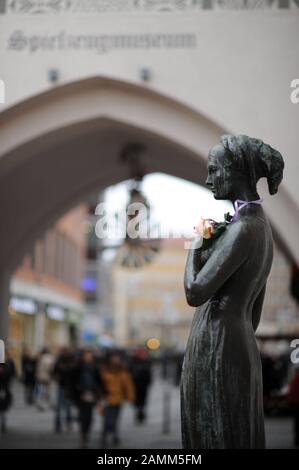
[
  {"left": 8, "top": 295, "right": 37, "bottom": 372},
  {"left": 44, "top": 304, "right": 69, "bottom": 352}
]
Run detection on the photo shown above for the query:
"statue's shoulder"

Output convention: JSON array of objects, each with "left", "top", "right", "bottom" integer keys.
[
  {"left": 225, "top": 218, "right": 254, "bottom": 248},
  {"left": 228, "top": 215, "right": 269, "bottom": 245}
]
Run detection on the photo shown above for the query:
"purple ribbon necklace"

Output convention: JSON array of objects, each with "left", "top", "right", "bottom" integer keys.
[{"left": 230, "top": 198, "right": 263, "bottom": 223}]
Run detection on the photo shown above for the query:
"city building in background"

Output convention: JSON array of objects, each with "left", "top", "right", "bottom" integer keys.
[
  {"left": 113, "top": 238, "right": 191, "bottom": 349},
  {"left": 80, "top": 193, "right": 115, "bottom": 347},
  {"left": 8, "top": 205, "right": 87, "bottom": 369}
]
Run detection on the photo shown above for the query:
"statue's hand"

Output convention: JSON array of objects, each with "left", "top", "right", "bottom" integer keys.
[{"left": 193, "top": 243, "right": 215, "bottom": 272}]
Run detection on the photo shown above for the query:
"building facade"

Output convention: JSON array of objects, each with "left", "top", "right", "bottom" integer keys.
[
  {"left": 80, "top": 193, "right": 115, "bottom": 345},
  {"left": 9, "top": 205, "right": 87, "bottom": 368}
]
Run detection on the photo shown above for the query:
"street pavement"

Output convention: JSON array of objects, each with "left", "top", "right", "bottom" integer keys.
[{"left": 0, "top": 378, "right": 295, "bottom": 449}]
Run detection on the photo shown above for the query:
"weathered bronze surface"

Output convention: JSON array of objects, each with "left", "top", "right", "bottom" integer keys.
[{"left": 181, "top": 135, "right": 284, "bottom": 449}]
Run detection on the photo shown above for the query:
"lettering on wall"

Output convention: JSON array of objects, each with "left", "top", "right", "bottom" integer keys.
[{"left": 7, "top": 31, "right": 197, "bottom": 54}]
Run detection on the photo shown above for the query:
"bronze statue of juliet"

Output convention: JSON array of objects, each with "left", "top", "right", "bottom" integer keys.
[{"left": 181, "top": 134, "right": 284, "bottom": 449}]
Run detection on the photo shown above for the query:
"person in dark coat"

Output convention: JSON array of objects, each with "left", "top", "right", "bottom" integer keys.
[
  {"left": 72, "top": 349, "right": 104, "bottom": 448},
  {"left": 0, "top": 350, "right": 16, "bottom": 435},
  {"left": 288, "top": 366, "right": 299, "bottom": 447},
  {"left": 130, "top": 348, "right": 152, "bottom": 424},
  {"left": 21, "top": 348, "right": 37, "bottom": 405},
  {"left": 53, "top": 347, "right": 75, "bottom": 433}
]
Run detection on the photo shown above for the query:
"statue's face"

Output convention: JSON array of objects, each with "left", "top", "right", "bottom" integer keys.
[{"left": 206, "top": 144, "right": 236, "bottom": 200}]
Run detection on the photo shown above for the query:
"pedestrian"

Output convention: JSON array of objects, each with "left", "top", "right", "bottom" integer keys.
[
  {"left": 21, "top": 347, "right": 37, "bottom": 405},
  {"left": 53, "top": 347, "right": 75, "bottom": 433},
  {"left": 130, "top": 348, "right": 152, "bottom": 424},
  {"left": 0, "top": 349, "right": 16, "bottom": 436},
  {"left": 288, "top": 365, "right": 299, "bottom": 447},
  {"left": 36, "top": 347, "right": 54, "bottom": 411},
  {"left": 99, "top": 351, "right": 135, "bottom": 447},
  {"left": 72, "top": 348, "right": 104, "bottom": 448}
]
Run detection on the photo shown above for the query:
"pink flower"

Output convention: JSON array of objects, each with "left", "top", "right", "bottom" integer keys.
[{"left": 194, "top": 218, "right": 215, "bottom": 239}]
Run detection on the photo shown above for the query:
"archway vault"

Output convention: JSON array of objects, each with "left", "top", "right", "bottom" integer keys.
[{"left": 0, "top": 76, "right": 298, "bottom": 337}]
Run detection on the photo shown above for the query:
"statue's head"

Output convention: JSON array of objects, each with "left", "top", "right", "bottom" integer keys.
[{"left": 206, "top": 134, "right": 284, "bottom": 200}]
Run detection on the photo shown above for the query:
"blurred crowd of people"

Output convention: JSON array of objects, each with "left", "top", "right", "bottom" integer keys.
[
  {"left": 0, "top": 346, "right": 153, "bottom": 448},
  {"left": 1, "top": 343, "right": 299, "bottom": 448}
]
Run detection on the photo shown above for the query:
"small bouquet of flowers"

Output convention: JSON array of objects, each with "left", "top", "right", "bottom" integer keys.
[{"left": 193, "top": 213, "right": 232, "bottom": 250}]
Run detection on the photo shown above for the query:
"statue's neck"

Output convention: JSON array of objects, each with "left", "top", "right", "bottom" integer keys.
[{"left": 229, "top": 188, "right": 260, "bottom": 205}]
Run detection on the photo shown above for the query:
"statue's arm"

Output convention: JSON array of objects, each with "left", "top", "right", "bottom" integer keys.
[
  {"left": 184, "top": 236, "right": 216, "bottom": 284},
  {"left": 184, "top": 223, "right": 250, "bottom": 307},
  {"left": 184, "top": 247, "right": 198, "bottom": 301},
  {"left": 251, "top": 284, "right": 266, "bottom": 332},
  {"left": 183, "top": 239, "right": 207, "bottom": 291}
]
